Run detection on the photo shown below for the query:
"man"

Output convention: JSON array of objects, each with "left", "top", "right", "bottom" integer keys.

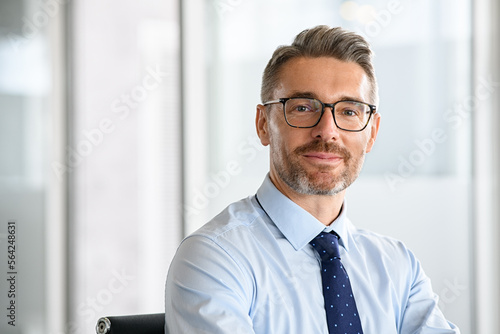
[{"left": 165, "top": 25, "right": 459, "bottom": 333}]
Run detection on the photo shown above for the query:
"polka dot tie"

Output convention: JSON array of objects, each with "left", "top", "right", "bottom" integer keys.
[{"left": 310, "top": 232, "right": 363, "bottom": 334}]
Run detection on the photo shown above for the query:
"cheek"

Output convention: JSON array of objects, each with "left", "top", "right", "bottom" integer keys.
[
  {"left": 268, "top": 118, "right": 290, "bottom": 148},
  {"left": 269, "top": 131, "right": 287, "bottom": 154},
  {"left": 270, "top": 128, "right": 305, "bottom": 155},
  {"left": 345, "top": 135, "right": 370, "bottom": 156}
]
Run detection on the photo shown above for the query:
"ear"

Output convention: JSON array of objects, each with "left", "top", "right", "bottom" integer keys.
[
  {"left": 256, "top": 104, "right": 270, "bottom": 146},
  {"left": 365, "top": 112, "right": 381, "bottom": 153}
]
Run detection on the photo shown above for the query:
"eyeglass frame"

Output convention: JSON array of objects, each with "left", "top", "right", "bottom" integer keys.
[{"left": 262, "top": 97, "right": 377, "bottom": 132}]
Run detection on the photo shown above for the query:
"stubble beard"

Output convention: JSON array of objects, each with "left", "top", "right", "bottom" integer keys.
[{"left": 272, "top": 139, "right": 365, "bottom": 196}]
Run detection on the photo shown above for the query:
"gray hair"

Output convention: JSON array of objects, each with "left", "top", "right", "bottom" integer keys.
[{"left": 261, "top": 25, "right": 378, "bottom": 105}]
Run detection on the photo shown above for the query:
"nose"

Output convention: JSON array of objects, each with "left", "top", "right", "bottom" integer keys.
[{"left": 311, "top": 107, "right": 340, "bottom": 141}]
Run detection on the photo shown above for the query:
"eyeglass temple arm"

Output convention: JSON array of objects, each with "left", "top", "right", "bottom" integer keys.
[{"left": 262, "top": 98, "right": 288, "bottom": 106}]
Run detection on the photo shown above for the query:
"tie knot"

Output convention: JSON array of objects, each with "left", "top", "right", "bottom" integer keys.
[{"left": 309, "top": 232, "right": 341, "bottom": 262}]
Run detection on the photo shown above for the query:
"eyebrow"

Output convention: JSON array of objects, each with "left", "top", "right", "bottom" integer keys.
[
  {"left": 286, "top": 91, "right": 319, "bottom": 99},
  {"left": 285, "top": 91, "right": 366, "bottom": 104}
]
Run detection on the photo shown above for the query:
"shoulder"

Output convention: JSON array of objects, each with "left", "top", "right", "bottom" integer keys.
[
  {"left": 176, "top": 196, "right": 274, "bottom": 264},
  {"left": 190, "top": 196, "right": 265, "bottom": 242},
  {"left": 353, "top": 226, "right": 410, "bottom": 252},
  {"left": 347, "top": 222, "right": 431, "bottom": 299},
  {"left": 349, "top": 222, "right": 421, "bottom": 272},
  {"left": 168, "top": 196, "right": 274, "bottom": 293}
]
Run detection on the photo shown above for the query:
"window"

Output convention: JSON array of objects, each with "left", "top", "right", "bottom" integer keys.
[
  {"left": 183, "top": 0, "right": 474, "bottom": 331},
  {"left": 0, "top": 0, "right": 66, "bottom": 332}
]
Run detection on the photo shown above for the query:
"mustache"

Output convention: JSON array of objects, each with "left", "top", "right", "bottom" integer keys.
[{"left": 294, "top": 140, "right": 351, "bottom": 160}]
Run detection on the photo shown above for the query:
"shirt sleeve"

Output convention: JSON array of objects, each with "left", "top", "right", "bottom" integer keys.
[
  {"left": 399, "top": 249, "right": 461, "bottom": 334},
  {"left": 165, "top": 235, "right": 255, "bottom": 334}
]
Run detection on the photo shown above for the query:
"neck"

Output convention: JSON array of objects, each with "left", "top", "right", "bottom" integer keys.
[{"left": 269, "top": 173, "right": 345, "bottom": 226}]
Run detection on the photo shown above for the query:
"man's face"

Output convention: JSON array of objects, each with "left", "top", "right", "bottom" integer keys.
[{"left": 256, "top": 56, "right": 380, "bottom": 196}]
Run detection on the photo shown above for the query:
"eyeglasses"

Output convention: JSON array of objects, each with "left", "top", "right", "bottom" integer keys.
[{"left": 263, "top": 97, "right": 377, "bottom": 132}]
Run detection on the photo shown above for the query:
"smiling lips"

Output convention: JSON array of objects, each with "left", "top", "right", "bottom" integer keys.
[
  {"left": 302, "top": 152, "right": 344, "bottom": 165},
  {"left": 293, "top": 139, "right": 351, "bottom": 166}
]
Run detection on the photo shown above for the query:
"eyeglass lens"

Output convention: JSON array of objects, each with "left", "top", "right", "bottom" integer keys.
[{"left": 284, "top": 98, "right": 371, "bottom": 130}]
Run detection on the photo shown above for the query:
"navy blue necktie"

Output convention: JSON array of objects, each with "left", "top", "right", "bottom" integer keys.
[{"left": 310, "top": 232, "right": 363, "bottom": 334}]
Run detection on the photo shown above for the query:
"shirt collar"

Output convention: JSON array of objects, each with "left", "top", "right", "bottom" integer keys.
[
  {"left": 256, "top": 174, "right": 350, "bottom": 252},
  {"left": 322, "top": 204, "right": 350, "bottom": 251}
]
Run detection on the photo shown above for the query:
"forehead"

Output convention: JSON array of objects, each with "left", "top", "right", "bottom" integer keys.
[{"left": 274, "top": 57, "right": 370, "bottom": 102}]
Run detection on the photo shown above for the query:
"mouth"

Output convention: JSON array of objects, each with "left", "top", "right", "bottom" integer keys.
[
  {"left": 302, "top": 152, "right": 344, "bottom": 165},
  {"left": 294, "top": 140, "right": 350, "bottom": 167}
]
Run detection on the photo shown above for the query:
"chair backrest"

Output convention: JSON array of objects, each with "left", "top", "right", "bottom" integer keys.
[{"left": 95, "top": 313, "right": 165, "bottom": 334}]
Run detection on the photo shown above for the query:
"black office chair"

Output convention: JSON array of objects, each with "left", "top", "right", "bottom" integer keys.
[{"left": 95, "top": 313, "right": 165, "bottom": 334}]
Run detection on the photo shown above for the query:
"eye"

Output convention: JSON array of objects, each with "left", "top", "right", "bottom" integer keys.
[
  {"left": 286, "top": 99, "right": 318, "bottom": 114},
  {"left": 341, "top": 108, "right": 360, "bottom": 117},
  {"left": 336, "top": 101, "right": 367, "bottom": 118},
  {"left": 295, "top": 104, "right": 314, "bottom": 113}
]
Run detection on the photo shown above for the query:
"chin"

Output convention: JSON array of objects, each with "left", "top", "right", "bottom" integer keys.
[{"left": 292, "top": 173, "right": 349, "bottom": 196}]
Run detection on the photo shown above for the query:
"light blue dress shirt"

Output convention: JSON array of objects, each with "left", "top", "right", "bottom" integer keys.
[{"left": 165, "top": 175, "right": 460, "bottom": 333}]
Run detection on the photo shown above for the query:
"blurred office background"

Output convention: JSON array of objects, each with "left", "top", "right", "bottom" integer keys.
[{"left": 0, "top": 0, "right": 499, "bottom": 333}]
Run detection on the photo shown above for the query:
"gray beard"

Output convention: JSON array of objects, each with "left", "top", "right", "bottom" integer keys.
[{"left": 272, "top": 139, "right": 365, "bottom": 196}]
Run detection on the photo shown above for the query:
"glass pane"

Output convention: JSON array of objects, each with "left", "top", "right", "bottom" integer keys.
[
  {"left": 0, "top": 0, "right": 52, "bottom": 333},
  {"left": 69, "top": 1, "right": 182, "bottom": 333},
  {"left": 186, "top": 0, "right": 472, "bottom": 332}
]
